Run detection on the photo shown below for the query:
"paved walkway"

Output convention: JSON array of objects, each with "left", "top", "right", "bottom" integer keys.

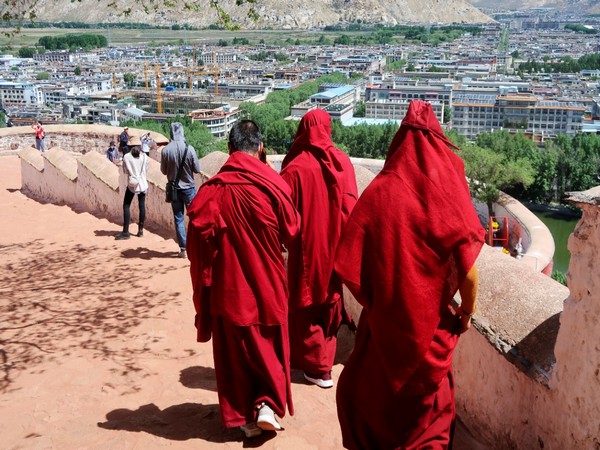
[{"left": 0, "top": 155, "right": 482, "bottom": 449}]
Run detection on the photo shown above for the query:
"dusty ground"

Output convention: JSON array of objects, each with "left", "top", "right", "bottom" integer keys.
[{"left": 0, "top": 155, "right": 481, "bottom": 449}]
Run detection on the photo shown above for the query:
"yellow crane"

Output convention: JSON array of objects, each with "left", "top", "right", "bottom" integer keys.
[
  {"left": 112, "top": 64, "right": 117, "bottom": 95},
  {"left": 155, "top": 64, "right": 163, "bottom": 114},
  {"left": 187, "top": 67, "right": 220, "bottom": 95}
]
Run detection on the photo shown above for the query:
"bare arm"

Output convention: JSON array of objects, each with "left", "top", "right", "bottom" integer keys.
[{"left": 456, "top": 265, "right": 479, "bottom": 334}]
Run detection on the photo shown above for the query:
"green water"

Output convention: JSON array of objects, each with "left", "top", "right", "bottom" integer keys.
[{"left": 531, "top": 210, "right": 579, "bottom": 274}]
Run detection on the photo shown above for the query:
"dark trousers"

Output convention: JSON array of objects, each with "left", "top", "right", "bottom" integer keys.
[{"left": 122, "top": 188, "right": 146, "bottom": 233}]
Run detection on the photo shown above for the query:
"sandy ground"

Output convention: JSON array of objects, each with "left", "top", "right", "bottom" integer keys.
[{"left": 0, "top": 155, "right": 481, "bottom": 450}]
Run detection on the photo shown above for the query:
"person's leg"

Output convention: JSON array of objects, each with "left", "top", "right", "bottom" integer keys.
[
  {"left": 137, "top": 192, "right": 146, "bottom": 237},
  {"left": 171, "top": 195, "right": 186, "bottom": 252},
  {"left": 172, "top": 187, "right": 196, "bottom": 256},
  {"left": 115, "top": 189, "right": 134, "bottom": 239},
  {"left": 35, "top": 138, "right": 41, "bottom": 151},
  {"left": 40, "top": 138, "right": 45, "bottom": 152}
]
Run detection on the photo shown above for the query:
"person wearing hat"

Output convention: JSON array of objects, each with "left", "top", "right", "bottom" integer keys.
[
  {"left": 119, "top": 127, "right": 130, "bottom": 155},
  {"left": 107, "top": 141, "right": 120, "bottom": 163},
  {"left": 115, "top": 135, "right": 148, "bottom": 240}
]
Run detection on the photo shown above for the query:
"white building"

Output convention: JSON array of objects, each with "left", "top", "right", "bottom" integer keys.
[{"left": 0, "top": 81, "right": 43, "bottom": 106}]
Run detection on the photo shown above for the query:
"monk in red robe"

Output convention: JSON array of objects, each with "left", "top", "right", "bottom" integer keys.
[
  {"left": 186, "top": 120, "right": 300, "bottom": 439},
  {"left": 334, "top": 101, "right": 485, "bottom": 449},
  {"left": 280, "top": 109, "right": 358, "bottom": 388}
]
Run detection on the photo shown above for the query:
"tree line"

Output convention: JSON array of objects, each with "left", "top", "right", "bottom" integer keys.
[
  {"left": 447, "top": 129, "right": 600, "bottom": 216},
  {"left": 37, "top": 33, "right": 108, "bottom": 51},
  {"left": 518, "top": 53, "right": 600, "bottom": 74}
]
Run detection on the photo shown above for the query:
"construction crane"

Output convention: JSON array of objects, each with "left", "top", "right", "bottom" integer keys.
[
  {"left": 155, "top": 64, "right": 163, "bottom": 114},
  {"left": 187, "top": 67, "right": 220, "bottom": 95},
  {"left": 112, "top": 64, "right": 117, "bottom": 96}
]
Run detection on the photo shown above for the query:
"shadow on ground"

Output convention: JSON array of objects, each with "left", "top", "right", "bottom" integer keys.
[
  {"left": 98, "top": 402, "right": 277, "bottom": 447},
  {"left": 179, "top": 366, "right": 217, "bottom": 391},
  {"left": 0, "top": 240, "right": 179, "bottom": 393}
]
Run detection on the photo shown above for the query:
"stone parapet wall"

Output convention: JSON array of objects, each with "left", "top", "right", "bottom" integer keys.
[
  {"left": 0, "top": 125, "right": 168, "bottom": 157},
  {"left": 19, "top": 145, "right": 209, "bottom": 244}
]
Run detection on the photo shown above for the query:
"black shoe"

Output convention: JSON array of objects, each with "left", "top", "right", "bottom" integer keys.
[
  {"left": 115, "top": 232, "right": 130, "bottom": 240},
  {"left": 136, "top": 229, "right": 143, "bottom": 237}
]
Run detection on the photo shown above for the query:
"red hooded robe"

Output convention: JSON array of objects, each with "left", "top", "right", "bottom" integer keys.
[
  {"left": 187, "top": 151, "right": 300, "bottom": 428},
  {"left": 280, "top": 109, "right": 358, "bottom": 376},
  {"left": 334, "top": 101, "right": 485, "bottom": 449}
]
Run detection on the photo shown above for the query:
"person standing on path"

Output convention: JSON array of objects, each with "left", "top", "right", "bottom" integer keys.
[
  {"left": 160, "top": 122, "right": 201, "bottom": 258},
  {"left": 334, "top": 100, "right": 484, "bottom": 449},
  {"left": 115, "top": 136, "right": 148, "bottom": 240},
  {"left": 186, "top": 120, "right": 300, "bottom": 439},
  {"left": 118, "top": 127, "right": 130, "bottom": 155},
  {"left": 280, "top": 109, "right": 358, "bottom": 389},
  {"left": 32, "top": 120, "right": 45, "bottom": 152}
]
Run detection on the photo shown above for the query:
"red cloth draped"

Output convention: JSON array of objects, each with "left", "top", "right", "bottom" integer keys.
[
  {"left": 212, "top": 318, "right": 292, "bottom": 427},
  {"left": 281, "top": 109, "right": 358, "bottom": 310},
  {"left": 187, "top": 151, "right": 300, "bottom": 334},
  {"left": 334, "top": 100, "right": 484, "bottom": 448},
  {"left": 186, "top": 151, "right": 300, "bottom": 427}
]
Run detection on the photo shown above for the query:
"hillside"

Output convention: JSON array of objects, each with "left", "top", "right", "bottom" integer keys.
[
  {"left": 30, "top": 0, "right": 492, "bottom": 28},
  {"left": 468, "top": 0, "right": 600, "bottom": 14}
]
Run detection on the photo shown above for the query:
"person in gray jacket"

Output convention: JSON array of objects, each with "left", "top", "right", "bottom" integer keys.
[{"left": 160, "top": 122, "right": 201, "bottom": 258}]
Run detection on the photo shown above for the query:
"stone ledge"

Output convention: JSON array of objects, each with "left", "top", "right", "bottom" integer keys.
[
  {"left": 18, "top": 147, "right": 44, "bottom": 171},
  {"left": 79, "top": 152, "right": 119, "bottom": 190},
  {"left": 473, "top": 245, "right": 567, "bottom": 385},
  {"left": 44, "top": 147, "right": 78, "bottom": 181}
]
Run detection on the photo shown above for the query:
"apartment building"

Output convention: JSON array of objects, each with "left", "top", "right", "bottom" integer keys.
[
  {"left": 34, "top": 52, "right": 73, "bottom": 63},
  {"left": 0, "top": 81, "right": 43, "bottom": 106},
  {"left": 452, "top": 93, "right": 585, "bottom": 138},
  {"left": 364, "top": 83, "right": 451, "bottom": 123},
  {"left": 189, "top": 105, "right": 240, "bottom": 139}
]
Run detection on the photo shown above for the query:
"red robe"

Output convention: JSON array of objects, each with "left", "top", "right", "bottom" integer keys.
[
  {"left": 334, "top": 101, "right": 485, "bottom": 449},
  {"left": 280, "top": 109, "right": 358, "bottom": 376},
  {"left": 187, "top": 151, "right": 300, "bottom": 428}
]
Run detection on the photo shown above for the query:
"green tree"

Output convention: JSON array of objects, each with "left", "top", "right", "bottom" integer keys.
[
  {"left": 123, "top": 72, "right": 136, "bottom": 87},
  {"left": 354, "top": 101, "right": 366, "bottom": 118},
  {"left": 458, "top": 144, "right": 535, "bottom": 218},
  {"left": 74, "top": 66, "right": 81, "bottom": 76},
  {"left": 443, "top": 105, "right": 452, "bottom": 124},
  {"left": 36, "top": 71, "right": 49, "bottom": 80},
  {"left": 18, "top": 47, "right": 35, "bottom": 58}
]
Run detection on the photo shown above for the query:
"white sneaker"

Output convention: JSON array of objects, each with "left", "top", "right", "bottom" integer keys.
[
  {"left": 304, "top": 372, "right": 334, "bottom": 389},
  {"left": 178, "top": 250, "right": 187, "bottom": 259},
  {"left": 256, "top": 403, "right": 282, "bottom": 431},
  {"left": 240, "top": 422, "right": 263, "bottom": 438}
]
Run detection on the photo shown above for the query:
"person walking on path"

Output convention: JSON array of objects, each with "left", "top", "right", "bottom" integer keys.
[
  {"left": 115, "top": 136, "right": 148, "bottom": 240},
  {"left": 32, "top": 120, "right": 45, "bottom": 152},
  {"left": 280, "top": 109, "right": 358, "bottom": 389},
  {"left": 334, "top": 100, "right": 485, "bottom": 449},
  {"left": 186, "top": 120, "right": 300, "bottom": 439},
  {"left": 160, "top": 122, "right": 201, "bottom": 258}
]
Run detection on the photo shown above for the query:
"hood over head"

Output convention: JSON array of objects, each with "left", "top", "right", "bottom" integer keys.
[{"left": 170, "top": 122, "right": 186, "bottom": 142}]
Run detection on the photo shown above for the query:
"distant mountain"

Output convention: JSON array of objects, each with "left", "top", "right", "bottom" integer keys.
[
  {"left": 467, "top": 0, "right": 600, "bottom": 14},
  {"left": 31, "top": 0, "right": 492, "bottom": 28}
]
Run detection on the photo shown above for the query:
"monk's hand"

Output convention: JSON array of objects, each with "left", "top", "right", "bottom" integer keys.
[{"left": 455, "top": 305, "right": 474, "bottom": 334}]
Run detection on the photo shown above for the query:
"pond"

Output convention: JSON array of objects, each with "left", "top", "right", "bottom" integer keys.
[{"left": 530, "top": 209, "right": 580, "bottom": 274}]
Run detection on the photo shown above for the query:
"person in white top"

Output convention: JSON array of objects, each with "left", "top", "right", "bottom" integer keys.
[{"left": 115, "top": 135, "right": 149, "bottom": 240}]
